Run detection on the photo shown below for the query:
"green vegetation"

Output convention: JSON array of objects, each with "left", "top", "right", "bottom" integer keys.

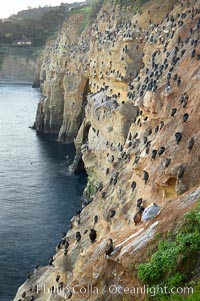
[
  {"left": 84, "top": 180, "right": 96, "bottom": 199},
  {"left": 69, "top": 1, "right": 104, "bottom": 34},
  {"left": 69, "top": 5, "right": 92, "bottom": 34},
  {"left": 70, "top": 6, "right": 91, "bottom": 15},
  {"left": 79, "top": 12, "right": 91, "bottom": 33},
  {"left": 0, "top": 1, "right": 104, "bottom": 48},
  {"left": 114, "top": 0, "right": 150, "bottom": 9},
  {"left": 137, "top": 201, "right": 200, "bottom": 300},
  {"left": 0, "top": 6, "right": 69, "bottom": 47}
]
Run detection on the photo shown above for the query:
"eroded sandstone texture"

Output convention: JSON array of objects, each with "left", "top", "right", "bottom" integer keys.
[{"left": 15, "top": 0, "right": 200, "bottom": 300}]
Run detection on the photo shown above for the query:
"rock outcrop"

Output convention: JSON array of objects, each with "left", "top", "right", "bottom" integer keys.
[
  {"left": 0, "top": 54, "right": 36, "bottom": 83},
  {"left": 33, "top": 12, "right": 90, "bottom": 139},
  {"left": 14, "top": 0, "right": 200, "bottom": 300}
]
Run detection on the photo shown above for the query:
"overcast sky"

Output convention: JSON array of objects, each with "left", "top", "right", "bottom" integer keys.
[{"left": 0, "top": 0, "right": 85, "bottom": 18}]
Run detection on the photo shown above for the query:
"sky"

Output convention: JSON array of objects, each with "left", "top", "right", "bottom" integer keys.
[{"left": 0, "top": 0, "right": 85, "bottom": 18}]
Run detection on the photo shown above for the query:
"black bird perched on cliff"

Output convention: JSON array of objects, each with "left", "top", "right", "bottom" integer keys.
[
  {"left": 188, "top": 137, "right": 194, "bottom": 152},
  {"left": 113, "top": 176, "right": 118, "bottom": 185},
  {"left": 155, "top": 125, "right": 159, "bottom": 133},
  {"left": 94, "top": 215, "right": 98, "bottom": 224},
  {"left": 143, "top": 171, "right": 149, "bottom": 184},
  {"left": 164, "top": 158, "right": 171, "bottom": 168},
  {"left": 22, "top": 292, "right": 26, "bottom": 298},
  {"left": 167, "top": 72, "right": 171, "bottom": 80},
  {"left": 56, "top": 241, "right": 62, "bottom": 250},
  {"left": 27, "top": 272, "right": 33, "bottom": 279},
  {"left": 119, "top": 145, "right": 123, "bottom": 151},
  {"left": 110, "top": 210, "right": 116, "bottom": 218},
  {"left": 158, "top": 146, "right": 165, "bottom": 156},
  {"left": 137, "top": 198, "right": 143, "bottom": 207},
  {"left": 49, "top": 256, "right": 54, "bottom": 266},
  {"left": 50, "top": 286, "right": 55, "bottom": 293},
  {"left": 191, "top": 49, "right": 196, "bottom": 58},
  {"left": 89, "top": 229, "right": 97, "bottom": 243},
  {"left": 131, "top": 181, "right": 137, "bottom": 191},
  {"left": 109, "top": 177, "right": 113, "bottom": 185},
  {"left": 134, "top": 156, "right": 140, "bottom": 165},
  {"left": 61, "top": 237, "right": 66, "bottom": 245},
  {"left": 177, "top": 166, "right": 185, "bottom": 180},
  {"left": 65, "top": 241, "right": 69, "bottom": 250},
  {"left": 106, "top": 168, "right": 109, "bottom": 175},
  {"left": 177, "top": 77, "right": 181, "bottom": 86},
  {"left": 171, "top": 108, "right": 177, "bottom": 117},
  {"left": 76, "top": 232, "right": 81, "bottom": 243},
  {"left": 134, "top": 206, "right": 145, "bottom": 226},
  {"left": 173, "top": 74, "right": 178, "bottom": 81},
  {"left": 143, "top": 136, "right": 148, "bottom": 144},
  {"left": 160, "top": 121, "right": 164, "bottom": 130},
  {"left": 105, "top": 238, "right": 114, "bottom": 257},
  {"left": 146, "top": 145, "right": 150, "bottom": 155},
  {"left": 102, "top": 191, "right": 106, "bottom": 199},
  {"left": 59, "top": 282, "right": 64, "bottom": 289},
  {"left": 183, "top": 113, "right": 189, "bottom": 123},
  {"left": 151, "top": 149, "right": 157, "bottom": 160},
  {"left": 56, "top": 275, "right": 60, "bottom": 282},
  {"left": 175, "top": 132, "right": 182, "bottom": 144}
]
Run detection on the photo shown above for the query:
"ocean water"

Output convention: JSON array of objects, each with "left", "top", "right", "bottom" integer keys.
[{"left": 0, "top": 84, "right": 87, "bottom": 301}]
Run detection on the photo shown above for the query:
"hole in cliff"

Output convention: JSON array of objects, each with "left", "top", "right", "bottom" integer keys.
[
  {"left": 74, "top": 122, "right": 91, "bottom": 176},
  {"left": 83, "top": 122, "right": 91, "bottom": 144},
  {"left": 74, "top": 157, "right": 87, "bottom": 176},
  {"left": 83, "top": 78, "right": 89, "bottom": 107},
  {"left": 164, "top": 177, "right": 177, "bottom": 199}
]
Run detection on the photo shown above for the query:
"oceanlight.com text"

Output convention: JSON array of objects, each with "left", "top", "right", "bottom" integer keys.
[{"left": 36, "top": 283, "right": 194, "bottom": 297}]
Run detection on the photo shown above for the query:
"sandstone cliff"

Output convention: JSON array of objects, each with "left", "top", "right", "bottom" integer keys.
[
  {"left": 0, "top": 49, "right": 38, "bottom": 83},
  {"left": 14, "top": 0, "right": 200, "bottom": 300}
]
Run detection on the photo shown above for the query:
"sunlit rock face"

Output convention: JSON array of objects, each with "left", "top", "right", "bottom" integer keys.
[
  {"left": 34, "top": 13, "right": 90, "bottom": 139},
  {"left": 15, "top": 0, "right": 200, "bottom": 300}
]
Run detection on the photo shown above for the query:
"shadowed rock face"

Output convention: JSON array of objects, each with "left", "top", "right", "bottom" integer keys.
[
  {"left": 15, "top": 0, "right": 200, "bottom": 300},
  {"left": 0, "top": 55, "right": 36, "bottom": 83}
]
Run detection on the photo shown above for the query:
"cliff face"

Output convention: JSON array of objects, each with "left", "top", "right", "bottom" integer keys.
[
  {"left": 33, "top": 12, "right": 90, "bottom": 138},
  {"left": 0, "top": 54, "right": 36, "bottom": 83},
  {"left": 14, "top": 0, "right": 200, "bottom": 300}
]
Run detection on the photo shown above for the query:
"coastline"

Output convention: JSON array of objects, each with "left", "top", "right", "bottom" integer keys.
[{"left": 0, "top": 81, "right": 34, "bottom": 85}]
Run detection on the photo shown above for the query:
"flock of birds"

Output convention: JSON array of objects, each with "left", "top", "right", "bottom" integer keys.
[
  {"left": 17, "top": 1, "right": 199, "bottom": 300},
  {"left": 66, "top": 0, "right": 199, "bottom": 265}
]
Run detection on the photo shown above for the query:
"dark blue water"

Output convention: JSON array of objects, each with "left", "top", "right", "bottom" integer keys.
[{"left": 0, "top": 84, "right": 87, "bottom": 301}]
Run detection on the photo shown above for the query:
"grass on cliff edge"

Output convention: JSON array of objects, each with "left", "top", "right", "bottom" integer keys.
[
  {"left": 136, "top": 201, "right": 200, "bottom": 300},
  {"left": 113, "top": 0, "right": 150, "bottom": 9},
  {"left": 69, "top": 1, "right": 104, "bottom": 33}
]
